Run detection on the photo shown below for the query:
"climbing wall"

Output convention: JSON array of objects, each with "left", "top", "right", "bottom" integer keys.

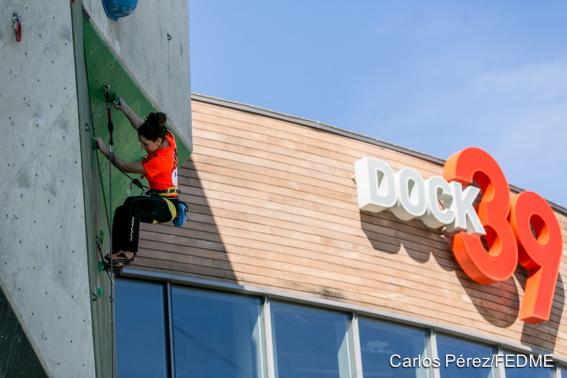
[
  {"left": 0, "top": 1, "right": 95, "bottom": 376},
  {"left": 78, "top": 6, "right": 191, "bottom": 377},
  {"left": 0, "top": 0, "right": 191, "bottom": 375},
  {"left": 82, "top": 0, "right": 192, "bottom": 150}
]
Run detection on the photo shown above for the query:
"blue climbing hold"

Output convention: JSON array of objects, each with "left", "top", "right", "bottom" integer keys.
[{"left": 102, "top": 0, "right": 138, "bottom": 21}]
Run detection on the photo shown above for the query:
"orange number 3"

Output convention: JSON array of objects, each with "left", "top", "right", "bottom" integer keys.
[{"left": 444, "top": 148, "right": 518, "bottom": 283}]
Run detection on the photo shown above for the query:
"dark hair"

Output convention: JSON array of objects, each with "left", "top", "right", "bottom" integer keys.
[{"left": 138, "top": 112, "right": 167, "bottom": 141}]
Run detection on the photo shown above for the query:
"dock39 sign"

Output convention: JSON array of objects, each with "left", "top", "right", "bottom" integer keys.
[{"left": 355, "top": 147, "right": 562, "bottom": 323}]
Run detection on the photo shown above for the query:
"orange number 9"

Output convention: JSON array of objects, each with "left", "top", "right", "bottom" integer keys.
[{"left": 510, "top": 191, "right": 563, "bottom": 323}]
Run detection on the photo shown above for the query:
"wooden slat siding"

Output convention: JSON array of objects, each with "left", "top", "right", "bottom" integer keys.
[
  {"left": 192, "top": 134, "right": 440, "bottom": 190},
  {"left": 159, "top": 191, "right": 454, "bottom": 257},
  {"left": 178, "top": 182, "right": 453, "bottom": 252},
  {"left": 179, "top": 167, "right": 357, "bottom": 209},
  {"left": 177, "top": 170, "right": 453, "bottom": 245},
  {"left": 134, "top": 100, "right": 567, "bottom": 357},
  {"left": 138, "top": 237, "right": 527, "bottom": 322},
  {"left": 138, "top": 236, "right": 530, "bottom": 319},
  {"left": 138, "top": 227, "right": 484, "bottom": 307},
  {"left": 192, "top": 108, "right": 443, "bottom": 173},
  {"left": 192, "top": 112, "right": 443, "bottom": 176},
  {"left": 141, "top": 219, "right": 564, "bottom": 324},
  {"left": 143, "top": 210, "right": 455, "bottom": 274},
  {"left": 193, "top": 120, "right": 440, "bottom": 180}
]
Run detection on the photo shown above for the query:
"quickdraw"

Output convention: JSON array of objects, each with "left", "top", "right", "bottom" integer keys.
[
  {"left": 12, "top": 13, "right": 22, "bottom": 42},
  {"left": 104, "top": 85, "right": 114, "bottom": 146}
]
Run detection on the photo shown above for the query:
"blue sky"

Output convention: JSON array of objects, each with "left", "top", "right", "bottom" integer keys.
[{"left": 189, "top": 1, "right": 567, "bottom": 207}]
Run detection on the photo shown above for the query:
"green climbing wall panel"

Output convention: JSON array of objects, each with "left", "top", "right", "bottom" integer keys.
[{"left": 83, "top": 19, "right": 191, "bottom": 219}]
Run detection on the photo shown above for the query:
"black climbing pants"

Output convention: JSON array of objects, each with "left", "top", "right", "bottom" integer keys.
[{"left": 112, "top": 195, "right": 177, "bottom": 254}]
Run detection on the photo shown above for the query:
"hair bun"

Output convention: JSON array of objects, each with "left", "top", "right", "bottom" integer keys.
[
  {"left": 156, "top": 112, "right": 167, "bottom": 126},
  {"left": 147, "top": 112, "right": 167, "bottom": 126}
]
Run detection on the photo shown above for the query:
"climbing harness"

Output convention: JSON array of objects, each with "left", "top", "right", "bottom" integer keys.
[
  {"left": 146, "top": 187, "right": 178, "bottom": 196},
  {"left": 145, "top": 187, "right": 189, "bottom": 227}
]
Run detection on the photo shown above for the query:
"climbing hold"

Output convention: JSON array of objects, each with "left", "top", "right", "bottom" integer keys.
[{"left": 102, "top": 0, "right": 138, "bottom": 21}]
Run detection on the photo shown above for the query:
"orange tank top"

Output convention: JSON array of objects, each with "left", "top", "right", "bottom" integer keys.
[{"left": 141, "top": 130, "right": 178, "bottom": 194}]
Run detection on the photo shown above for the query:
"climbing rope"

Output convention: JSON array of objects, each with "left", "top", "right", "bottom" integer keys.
[{"left": 103, "top": 85, "right": 118, "bottom": 377}]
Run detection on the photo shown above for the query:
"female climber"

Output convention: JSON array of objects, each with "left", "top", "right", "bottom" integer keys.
[{"left": 96, "top": 98, "right": 183, "bottom": 269}]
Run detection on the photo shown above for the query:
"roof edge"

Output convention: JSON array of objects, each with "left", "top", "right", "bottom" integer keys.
[{"left": 191, "top": 93, "right": 567, "bottom": 216}]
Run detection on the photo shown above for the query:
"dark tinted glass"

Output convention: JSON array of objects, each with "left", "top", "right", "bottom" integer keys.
[
  {"left": 503, "top": 352, "right": 554, "bottom": 378},
  {"left": 271, "top": 302, "right": 352, "bottom": 378},
  {"left": 359, "top": 318, "right": 430, "bottom": 377},
  {"left": 437, "top": 334, "right": 496, "bottom": 378},
  {"left": 172, "top": 286, "right": 264, "bottom": 378},
  {"left": 116, "top": 279, "right": 169, "bottom": 378},
  {"left": 0, "top": 287, "right": 47, "bottom": 377}
]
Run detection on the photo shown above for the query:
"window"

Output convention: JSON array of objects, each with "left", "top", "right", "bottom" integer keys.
[
  {"left": 436, "top": 334, "right": 497, "bottom": 378},
  {"left": 271, "top": 302, "right": 353, "bottom": 378},
  {"left": 359, "top": 318, "right": 431, "bottom": 377},
  {"left": 172, "top": 286, "right": 265, "bottom": 378},
  {"left": 115, "top": 278, "right": 563, "bottom": 378},
  {"left": 502, "top": 351, "right": 554, "bottom": 378},
  {"left": 115, "top": 279, "right": 169, "bottom": 378}
]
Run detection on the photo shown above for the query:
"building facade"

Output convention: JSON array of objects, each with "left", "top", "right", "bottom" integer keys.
[{"left": 117, "top": 95, "right": 567, "bottom": 377}]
